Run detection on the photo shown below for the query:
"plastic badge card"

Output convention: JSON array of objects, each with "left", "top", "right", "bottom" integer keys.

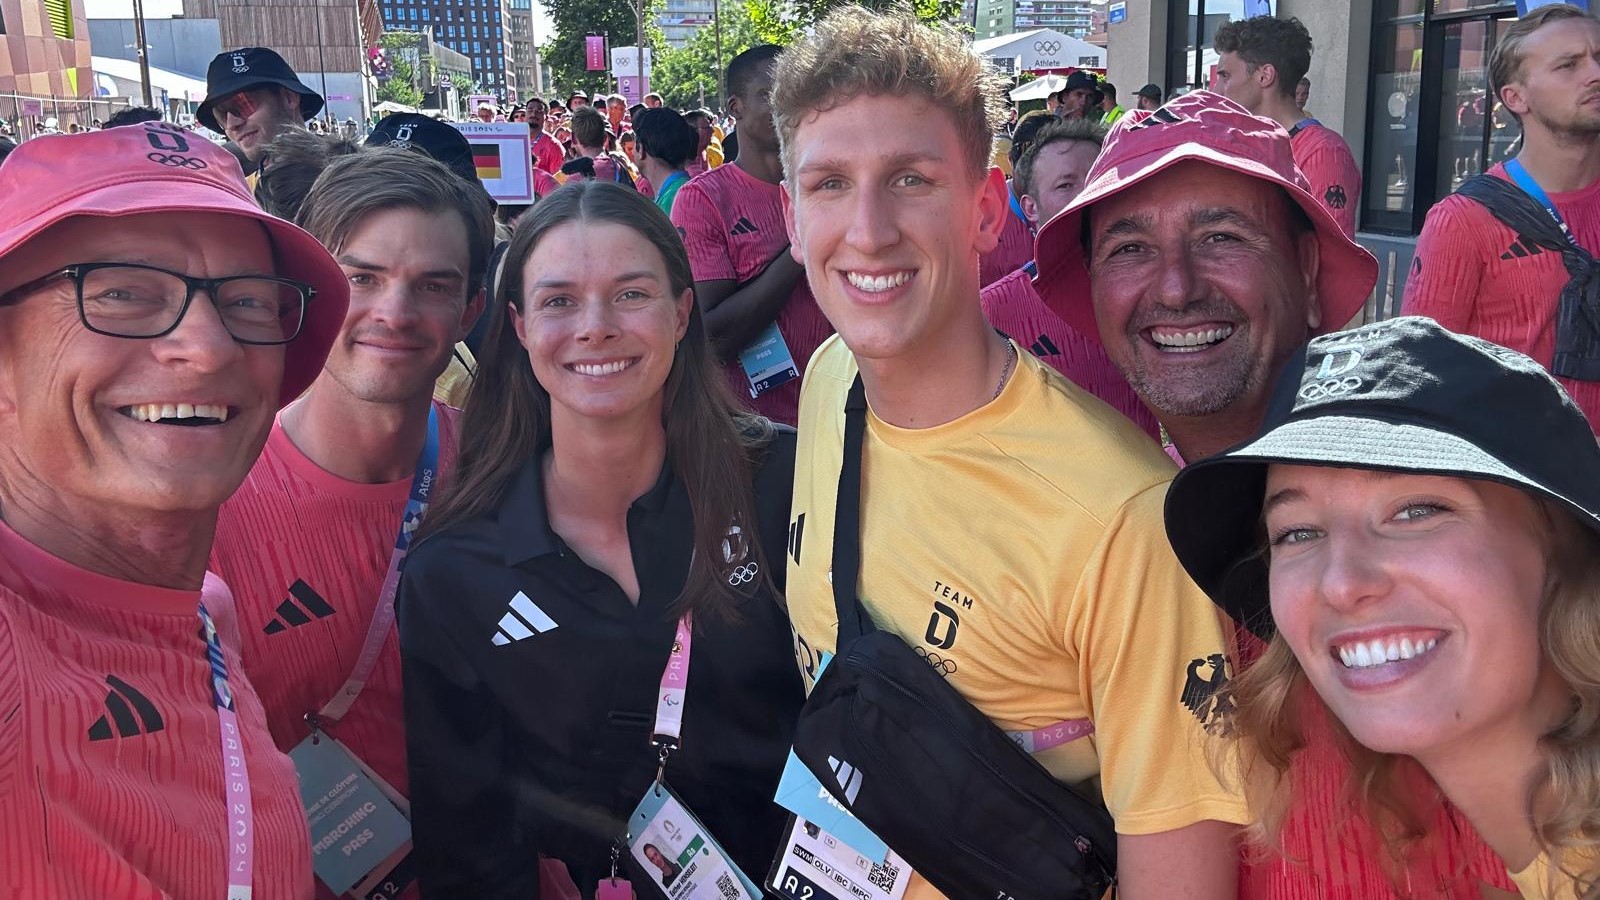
[
  {"left": 291, "top": 734, "right": 414, "bottom": 897},
  {"left": 738, "top": 321, "right": 800, "bottom": 398},
  {"left": 627, "top": 782, "right": 761, "bottom": 900},
  {"left": 768, "top": 817, "right": 911, "bottom": 900}
]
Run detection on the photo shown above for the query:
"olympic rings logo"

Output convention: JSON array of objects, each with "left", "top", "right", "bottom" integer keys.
[
  {"left": 914, "top": 646, "right": 957, "bottom": 676},
  {"left": 1298, "top": 376, "right": 1363, "bottom": 402},
  {"left": 147, "top": 152, "right": 207, "bottom": 169},
  {"left": 728, "top": 563, "right": 759, "bottom": 586},
  {"left": 1034, "top": 40, "right": 1061, "bottom": 54}
]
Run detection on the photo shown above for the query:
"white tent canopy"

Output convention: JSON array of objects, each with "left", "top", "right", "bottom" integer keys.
[
  {"left": 91, "top": 56, "right": 208, "bottom": 102},
  {"left": 1008, "top": 74, "right": 1068, "bottom": 102},
  {"left": 374, "top": 100, "right": 420, "bottom": 115},
  {"left": 974, "top": 28, "right": 1106, "bottom": 73}
]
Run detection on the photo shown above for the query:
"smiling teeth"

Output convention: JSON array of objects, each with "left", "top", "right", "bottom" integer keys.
[
  {"left": 1150, "top": 325, "right": 1235, "bottom": 349},
  {"left": 571, "top": 360, "right": 634, "bottom": 376},
  {"left": 124, "top": 403, "right": 230, "bottom": 423},
  {"left": 846, "top": 271, "right": 912, "bottom": 293},
  {"left": 1337, "top": 637, "right": 1438, "bottom": 669}
]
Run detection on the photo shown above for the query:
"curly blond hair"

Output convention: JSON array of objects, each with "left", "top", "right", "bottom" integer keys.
[
  {"left": 769, "top": 5, "right": 1006, "bottom": 182},
  {"left": 1222, "top": 498, "right": 1600, "bottom": 899}
]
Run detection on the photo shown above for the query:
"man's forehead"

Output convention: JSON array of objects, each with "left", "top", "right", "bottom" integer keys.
[
  {"left": 1524, "top": 16, "right": 1600, "bottom": 61},
  {"left": 1090, "top": 163, "right": 1290, "bottom": 225}
]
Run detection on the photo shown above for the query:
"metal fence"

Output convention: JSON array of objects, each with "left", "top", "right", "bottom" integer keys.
[{"left": 0, "top": 92, "right": 150, "bottom": 140}]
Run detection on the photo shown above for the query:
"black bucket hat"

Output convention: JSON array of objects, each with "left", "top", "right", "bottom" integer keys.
[
  {"left": 365, "top": 113, "right": 496, "bottom": 209},
  {"left": 1164, "top": 316, "right": 1600, "bottom": 639},
  {"left": 197, "top": 48, "right": 325, "bottom": 133}
]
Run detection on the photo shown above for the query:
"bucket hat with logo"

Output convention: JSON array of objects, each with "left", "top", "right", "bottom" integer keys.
[
  {"left": 1033, "top": 90, "right": 1377, "bottom": 339},
  {"left": 0, "top": 123, "right": 347, "bottom": 406},
  {"left": 197, "top": 47, "right": 325, "bottom": 133},
  {"left": 1163, "top": 316, "right": 1600, "bottom": 639}
]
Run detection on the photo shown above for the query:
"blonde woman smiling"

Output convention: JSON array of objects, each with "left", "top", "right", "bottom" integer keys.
[{"left": 1165, "top": 317, "right": 1600, "bottom": 900}]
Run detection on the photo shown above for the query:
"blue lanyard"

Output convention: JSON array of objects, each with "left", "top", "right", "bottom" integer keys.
[
  {"left": 657, "top": 170, "right": 689, "bottom": 198},
  {"left": 396, "top": 405, "right": 441, "bottom": 553},
  {"left": 198, "top": 602, "right": 255, "bottom": 895},
  {"left": 1505, "top": 158, "right": 1572, "bottom": 240},
  {"left": 1289, "top": 117, "right": 1321, "bottom": 138}
]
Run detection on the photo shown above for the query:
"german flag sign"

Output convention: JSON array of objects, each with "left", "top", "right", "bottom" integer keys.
[{"left": 452, "top": 122, "right": 534, "bottom": 203}]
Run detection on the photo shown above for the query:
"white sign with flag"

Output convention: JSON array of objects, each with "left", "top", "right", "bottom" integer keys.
[{"left": 453, "top": 122, "right": 534, "bottom": 204}]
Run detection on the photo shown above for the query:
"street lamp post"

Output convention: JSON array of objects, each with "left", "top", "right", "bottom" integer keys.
[{"left": 130, "top": 0, "right": 153, "bottom": 107}]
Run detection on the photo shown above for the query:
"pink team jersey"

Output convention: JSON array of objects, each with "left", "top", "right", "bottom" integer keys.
[
  {"left": 532, "top": 131, "right": 565, "bottom": 175},
  {"left": 0, "top": 522, "right": 313, "bottom": 899},
  {"left": 1290, "top": 121, "right": 1361, "bottom": 238},
  {"left": 980, "top": 267, "right": 1160, "bottom": 439},
  {"left": 981, "top": 205, "right": 1034, "bottom": 288},
  {"left": 1402, "top": 163, "right": 1600, "bottom": 428},
  {"left": 210, "top": 402, "right": 462, "bottom": 899},
  {"left": 672, "top": 162, "right": 834, "bottom": 425},
  {"left": 534, "top": 167, "right": 560, "bottom": 199}
]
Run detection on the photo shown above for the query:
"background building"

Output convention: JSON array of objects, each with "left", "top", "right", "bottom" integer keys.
[
  {"left": 975, "top": 0, "right": 1093, "bottom": 40},
  {"left": 88, "top": 15, "right": 220, "bottom": 116},
  {"left": 658, "top": 0, "right": 714, "bottom": 47},
  {"left": 1, "top": 0, "right": 94, "bottom": 130},
  {"left": 379, "top": 0, "right": 509, "bottom": 99},
  {"left": 506, "top": 0, "right": 539, "bottom": 99},
  {"left": 185, "top": 0, "right": 380, "bottom": 122},
  {"left": 1106, "top": 0, "right": 1551, "bottom": 322}
]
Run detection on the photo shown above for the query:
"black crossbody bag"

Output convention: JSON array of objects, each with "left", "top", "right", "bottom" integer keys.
[{"left": 790, "top": 377, "right": 1118, "bottom": 900}]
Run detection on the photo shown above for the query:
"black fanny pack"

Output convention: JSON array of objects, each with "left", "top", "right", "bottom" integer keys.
[{"left": 790, "top": 377, "right": 1117, "bottom": 900}]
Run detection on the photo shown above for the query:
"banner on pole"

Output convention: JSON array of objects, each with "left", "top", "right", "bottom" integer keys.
[
  {"left": 454, "top": 122, "right": 534, "bottom": 203},
  {"left": 586, "top": 35, "right": 607, "bottom": 71}
]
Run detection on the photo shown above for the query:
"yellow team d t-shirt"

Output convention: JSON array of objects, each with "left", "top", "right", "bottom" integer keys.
[
  {"left": 787, "top": 335, "right": 1248, "bottom": 899},
  {"left": 1509, "top": 850, "right": 1592, "bottom": 900}
]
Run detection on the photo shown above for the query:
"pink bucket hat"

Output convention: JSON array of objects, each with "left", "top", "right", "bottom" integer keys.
[
  {"left": 0, "top": 122, "right": 347, "bottom": 406},
  {"left": 1033, "top": 91, "right": 1378, "bottom": 340}
]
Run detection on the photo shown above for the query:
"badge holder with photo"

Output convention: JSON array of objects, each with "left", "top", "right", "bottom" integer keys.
[
  {"left": 598, "top": 613, "right": 763, "bottom": 900},
  {"left": 289, "top": 409, "right": 439, "bottom": 899}
]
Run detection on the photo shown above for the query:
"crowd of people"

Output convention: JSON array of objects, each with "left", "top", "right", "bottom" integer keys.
[{"left": 0, "top": 4, "right": 1596, "bottom": 900}]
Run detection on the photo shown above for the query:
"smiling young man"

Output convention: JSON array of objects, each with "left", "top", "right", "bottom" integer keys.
[
  {"left": 774, "top": 10, "right": 1246, "bottom": 900},
  {"left": 0, "top": 123, "right": 347, "bottom": 898},
  {"left": 209, "top": 148, "right": 490, "bottom": 900},
  {"left": 197, "top": 47, "right": 324, "bottom": 169},
  {"left": 1402, "top": 6, "right": 1600, "bottom": 430}
]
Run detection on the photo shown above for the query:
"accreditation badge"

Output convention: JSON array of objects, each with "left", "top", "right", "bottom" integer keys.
[
  {"left": 738, "top": 321, "right": 800, "bottom": 398},
  {"left": 626, "top": 782, "right": 761, "bottom": 900},
  {"left": 767, "top": 816, "right": 911, "bottom": 900},
  {"left": 291, "top": 733, "right": 415, "bottom": 899}
]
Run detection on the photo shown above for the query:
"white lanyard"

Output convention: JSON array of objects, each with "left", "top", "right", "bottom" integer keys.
[{"left": 198, "top": 603, "right": 255, "bottom": 899}]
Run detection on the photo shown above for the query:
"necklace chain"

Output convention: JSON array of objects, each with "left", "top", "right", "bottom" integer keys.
[{"left": 993, "top": 338, "right": 1017, "bottom": 402}]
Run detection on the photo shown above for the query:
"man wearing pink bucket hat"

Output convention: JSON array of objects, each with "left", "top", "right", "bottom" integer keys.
[
  {"left": 0, "top": 121, "right": 347, "bottom": 898},
  {"left": 1037, "top": 94, "right": 1517, "bottom": 899},
  {"left": 1036, "top": 90, "right": 1377, "bottom": 466}
]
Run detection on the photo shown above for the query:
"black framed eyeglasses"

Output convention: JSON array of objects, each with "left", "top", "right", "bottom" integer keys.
[{"left": 1, "top": 262, "right": 314, "bottom": 345}]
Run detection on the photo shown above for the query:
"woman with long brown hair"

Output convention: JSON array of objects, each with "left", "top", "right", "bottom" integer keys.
[{"left": 397, "top": 180, "right": 802, "bottom": 898}]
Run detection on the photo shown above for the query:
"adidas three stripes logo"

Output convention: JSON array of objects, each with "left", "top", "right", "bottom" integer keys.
[
  {"left": 827, "top": 755, "right": 862, "bottom": 805},
  {"left": 729, "top": 216, "right": 760, "bottom": 236},
  {"left": 262, "top": 580, "right": 337, "bottom": 634},
  {"left": 491, "top": 592, "right": 559, "bottom": 646},
  {"left": 87, "top": 675, "right": 164, "bottom": 741}
]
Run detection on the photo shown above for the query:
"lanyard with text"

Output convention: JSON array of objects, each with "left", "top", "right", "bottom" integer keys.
[
  {"left": 309, "top": 406, "right": 440, "bottom": 729},
  {"left": 603, "top": 612, "right": 762, "bottom": 900},
  {"left": 1506, "top": 158, "right": 1574, "bottom": 242},
  {"left": 199, "top": 602, "right": 255, "bottom": 900}
]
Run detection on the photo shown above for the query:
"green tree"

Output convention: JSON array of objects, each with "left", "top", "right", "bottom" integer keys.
[
  {"left": 541, "top": 0, "right": 666, "bottom": 99},
  {"left": 650, "top": 1, "right": 763, "bottom": 110},
  {"left": 376, "top": 32, "right": 427, "bottom": 108},
  {"left": 747, "top": 0, "right": 964, "bottom": 43}
]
